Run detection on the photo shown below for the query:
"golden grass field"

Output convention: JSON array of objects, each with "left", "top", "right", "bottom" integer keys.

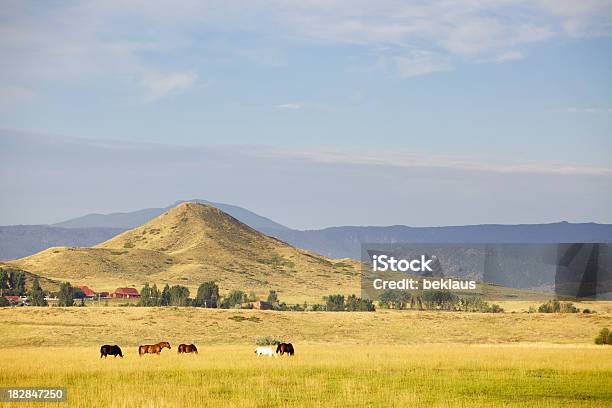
[{"left": 1, "top": 306, "right": 612, "bottom": 407}]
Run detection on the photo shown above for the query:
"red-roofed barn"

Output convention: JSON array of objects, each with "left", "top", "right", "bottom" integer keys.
[
  {"left": 111, "top": 287, "right": 140, "bottom": 299},
  {"left": 78, "top": 286, "right": 96, "bottom": 299}
]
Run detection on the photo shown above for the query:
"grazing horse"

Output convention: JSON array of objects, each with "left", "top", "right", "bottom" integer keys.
[
  {"left": 178, "top": 344, "right": 198, "bottom": 354},
  {"left": 100, "top": 344, "right": 123, "bottom": 358},
  {"left": 254, "top": 347, "right": 276, "bottom": 357},
  {"left": 139, "top": 341, "right": 171, "bottom": 356},
  {"left": 275, "top": 343, "right": 295, "bottom": 356}
]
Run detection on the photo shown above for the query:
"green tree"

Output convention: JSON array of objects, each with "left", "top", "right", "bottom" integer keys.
[
  {"left": 16, "top": 271, "right": 26, "bottom": 296},
  {"left": 150, "top": 283, "right": 161, "bottom": 306},
  {"left": 221, "top": 290, "right": 247, "bottom": 309},
  {"left": 29, "top": 278, "right": 47, "bottom": 306},
  {"left": 195, "top": 281, "right": 219, "bottom": 307},
  {"left": 139, "top": 283, "right": 153, "bottom": 306},
  {"left": 422, "top": 291, "right": 459, "bottom": 310},
  {"left": 267, "top": 290, "right": 279, "bottom": 304},
  {"left": 0, "top": 269, "right": 8, "bottom": 296},
  {"left": 378, "top": 290, "right": 411, "bottom": 309},
  {"left": 57, "top": 282, "right": 74, "bottom": 307},
  {"left": 161, "top": 284, "right": 171, "bottom": 306},
  {"left": 73, "top": 287, "right": 86, "bottom": 299},
  {"left": 324, "top": 294, "right": 345, "bottom": 311},
  {"left": 168, "top": 285, "right": 190, "bottom": 306}
]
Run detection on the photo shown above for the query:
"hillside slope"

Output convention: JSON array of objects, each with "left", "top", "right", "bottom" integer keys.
[
  {"left": 0, "top": 262, "right": 60, "bottom": 292},
  {"left": 10, "top": 203, "right": 359, "bottom": 301}
]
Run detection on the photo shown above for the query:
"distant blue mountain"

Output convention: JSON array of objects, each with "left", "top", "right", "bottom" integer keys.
[
  {"left": 0, "top": 225, "right": 124, "bottom": 260},
  {"left": 260, "top": 222, "right": 612, "bottom": 260},
  {"left": 2, "top": 200, "right": 611, "bottom": 262},
  {"left": 53, "top": 199, "right": 290, "bottom": 231}
]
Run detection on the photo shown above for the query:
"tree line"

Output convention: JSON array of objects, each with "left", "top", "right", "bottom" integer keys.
[
  {"left": 0, "top": 269, "right": 26, "bottom": 296},
  {"left": 376, "top": 289, "right": 504, "bottom": 313}
]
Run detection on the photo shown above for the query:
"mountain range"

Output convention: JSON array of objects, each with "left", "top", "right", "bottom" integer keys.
[
  {"left": 2, "top": 199, "right": 611, "bottom": 262},
  {"left": 8, "top": 202, "right": 359, "bottom": 301}
]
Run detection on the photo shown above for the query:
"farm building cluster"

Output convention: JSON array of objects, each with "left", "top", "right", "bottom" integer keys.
[
  {"left": 76, "top": 286, "right": 140, "bottom": 300},
  {"left": 1, "top": 286, "right": 140, "bottom": 306}
]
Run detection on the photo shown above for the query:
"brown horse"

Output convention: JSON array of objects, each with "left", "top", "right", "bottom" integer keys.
[
  {"left": 276, "top": 342, "right": 295, "bottom": 356},
  {"left": 178, "top": 344, "right": 198, "bottom": 354},
  {"left": 139, "top": 341, "right": 171, "bottom": 356}
]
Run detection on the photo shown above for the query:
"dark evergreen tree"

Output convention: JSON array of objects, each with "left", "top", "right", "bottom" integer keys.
[
  {"left": 57, "top": 282, "right": 75, "bottom": 307},
  {"left": 29, "top": 278, "right": 47, "bottom": 306},
  {"left": 195, "top": 281, "right": 219, "bottom": 307},
  {"left": 161, "top": 284, "right": 171, "bottom": 306},
  {"left": 16, "top": 271, "right": 26, "bottom": 296}
]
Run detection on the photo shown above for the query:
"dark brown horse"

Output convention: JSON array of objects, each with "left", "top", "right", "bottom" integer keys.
[
  {"left": 100, "top": 344, "right": 123, "bottom": 358},
  {"left": 276, "top": 342, "right": 295, "bottom": 356},
  {"left": 139, "top": 341, "right": 171, "bottom": 356},
  {"left": 178, "top": 344, "right": 198, "bottom": 354}
]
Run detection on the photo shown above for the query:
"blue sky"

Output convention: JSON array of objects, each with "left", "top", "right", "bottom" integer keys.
[{"left": 0, "top": 1, "right": 611, "bottom": 227}]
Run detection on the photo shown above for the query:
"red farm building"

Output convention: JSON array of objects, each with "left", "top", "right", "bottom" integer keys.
[
  {"left": 111, "top": 287, "right": 140, "bottom": 299},
  {"left": 78, "top": 286, "right": 96, "bottom": 299}
]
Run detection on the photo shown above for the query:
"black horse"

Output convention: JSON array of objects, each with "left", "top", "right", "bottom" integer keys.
[
  {"left": 276, "top": 342, "right": 295, "bottom": 356},
  {"left": 100, "top": 344, "right": 123, "bottom": 358}
]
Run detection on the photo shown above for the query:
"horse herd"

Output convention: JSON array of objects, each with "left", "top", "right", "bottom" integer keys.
[{"left": 100, "top": 342, "right": 295, "bottom": 358}]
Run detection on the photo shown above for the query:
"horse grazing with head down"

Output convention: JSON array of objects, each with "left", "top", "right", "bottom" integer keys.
[
  {"left": 255, "top": 347, "right": 276, "bottom": 357},
  {"left": 178, "top": 344, "right": 198, "bottom": 354},
  {"left": 100, "top": 344, "right": 123, "bottom": 358},
  {"left": 275, "top": 343, "right": 295, "bottom": 356},
  {"left": 139, "top": 341, "right": 171, "bottom": 356}
]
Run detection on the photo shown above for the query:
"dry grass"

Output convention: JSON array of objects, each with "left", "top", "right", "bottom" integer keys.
[
  {"left": 1, "top": 345, "right": 611, "bottom": 408},
  {"left": 1, "top": 308, "right": 611, "bottom": 407},
  {"left": 1, "top": 307, "right": 611, "bottom": 347}
]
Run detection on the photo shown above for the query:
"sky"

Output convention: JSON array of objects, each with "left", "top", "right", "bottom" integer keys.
[{"left": 0, "top": 0, "right": 611, "bottom": 228}]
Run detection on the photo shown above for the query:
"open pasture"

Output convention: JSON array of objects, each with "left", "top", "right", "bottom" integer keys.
[
  {"left": 1, "top": 344, "right": 611, "bottom": 408},
  {"left": 0, "top": 307, "right": 611, "bottom": 407}
]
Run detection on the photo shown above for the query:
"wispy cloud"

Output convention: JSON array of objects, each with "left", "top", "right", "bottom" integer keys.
[
  {"left": 141, "top": 72, "right": 198, "bottom": 102},
  {"left": 388, "top": 51, "right": 452, "bottom": 78},
  {"left": 1, "top": 0, "right": 610, "bottom": 101},
  {"left": 565, "top": 107, "right": 612, "bottom": 113},
  {"left": 257, "top": 146, "right": 612, "bottom": 177},
  {"left": 275, "top": 103, "right": 302, "bottom": 110},
  {"left": 2, "top": 130, "right": 610, "bottom": 227},
  {"left": 494, "top": 51, "right": 524, "bottom": 63}
]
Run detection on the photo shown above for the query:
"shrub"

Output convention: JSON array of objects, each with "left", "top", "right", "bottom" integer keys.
[
  {"left": 560, "top": 302, "right": 579, "bottom": 313},
  {"left": 255, "top": 336, "right": 284, "bottom": 346},
  {"left": 0, "top": 297, "right": 9, "bottom": 307},
  {"left": 537, "top": 300, "right": 579, "bottom": 313},
  {"left": 487, "top": 303, "right": 504, "bottom": 313},
  {"left": 595, "top": 328, "right": 610, "bottom": 345},
  {"left": 267, "top": 290, "right": 279, "bottom": 304}
]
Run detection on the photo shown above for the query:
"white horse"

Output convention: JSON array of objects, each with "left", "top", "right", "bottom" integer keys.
[{"left": 255, "top": 347, "right": 276, "bottom": 357}]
